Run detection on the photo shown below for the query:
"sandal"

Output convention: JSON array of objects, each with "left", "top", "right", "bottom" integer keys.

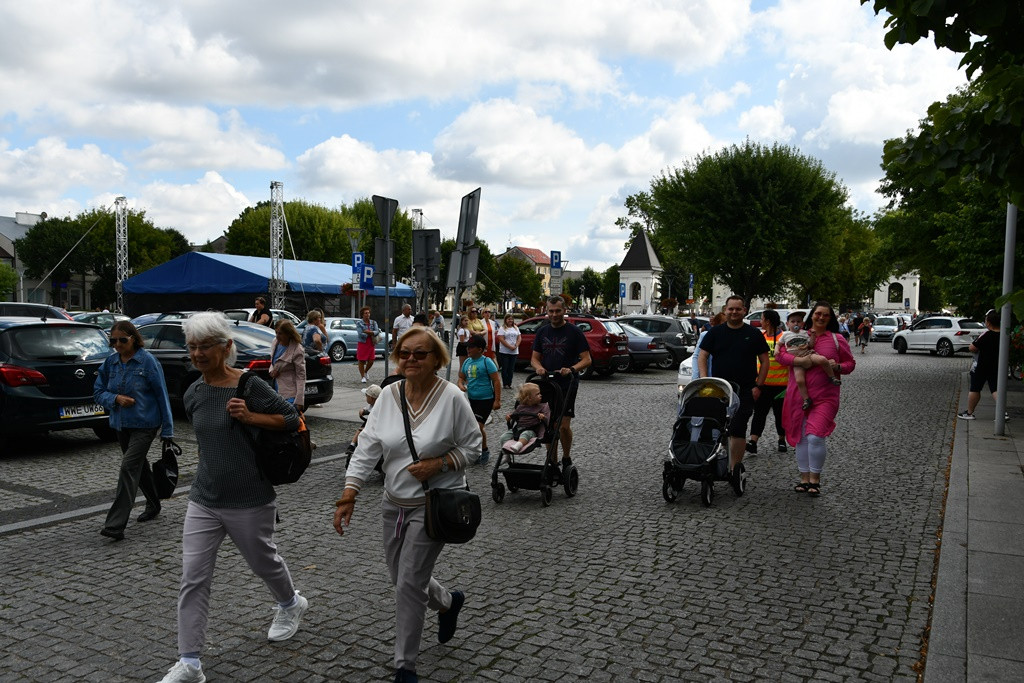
[
  {"left": 802, "top": 398, "right": 813, "bottom": 411},
  {"left": 831, "top": 377, "right": 842, "bottom": 386},
  {"left": 794, "top": 482, "right": 811, "bottom": 493},
  {"left": 806, "top": 482, "right": 821, "bottom": 496}
]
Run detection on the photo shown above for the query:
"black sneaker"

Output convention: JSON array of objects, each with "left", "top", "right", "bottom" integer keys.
[
  {"left": 745, "top": 440, "right": 757, "bottom": 454},
  {"left": 777, "top": 437, "right": 787, "bottom": 453}
]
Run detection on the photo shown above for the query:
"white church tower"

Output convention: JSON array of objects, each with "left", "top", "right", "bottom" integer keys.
[{"left": 618, "top": 231, "right": 663, "bottom": 314}]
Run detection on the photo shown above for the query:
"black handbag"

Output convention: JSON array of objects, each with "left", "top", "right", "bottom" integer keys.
[
  {"left": 234, "top": 372, "right": 312, "bottom": 486},
  {"left": 151, "top": 438, "right": 181, "bottom": 499},
  {"left": 399, "top": 381, "right": 481, "bottom": 544}
]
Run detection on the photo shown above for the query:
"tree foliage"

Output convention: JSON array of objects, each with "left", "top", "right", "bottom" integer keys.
[
  {"left": 863, "top": 0, "right": 1024, "bottom": 204},
  {"left": 643, "top": 140, "right": 849, "bottom": 306},
  {"left": 476, "top": 252, "right": 543, "bottom": 309},
  {"left": 564, "top": 267, "right": 604, "bottom": 310},
  {"left": 0, "top": 262, "right": 18, "bottom": 298},
  {"left": 600, "top": 265, "right": 620, "bottom": 307},
  {"left": 224, "top": 199, "right": 355, "bottom": 264}
]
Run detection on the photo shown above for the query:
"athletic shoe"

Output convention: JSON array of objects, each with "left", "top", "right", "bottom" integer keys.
[
  {"left": 957, "top": 411, "right": 976, "bottom": 420},
  {"left": 777, "top": 437, "right": 788, "bottom": 453},
  {"left": 361, "top": 377, "right": 367, "bottom": 383},
  {"left": 438, "top": 590, "right": 464, "bottom": 643},
  {"left": 268, "top": 593, "right": 308, "bottom": 641},
  {"left": 155, "top": 661, "right": 206, "bottom": 683},
  {"left": 485, "top": 413, "right": 494, "bottom": 425},
  {"left": 745, "top": 440, "right": 757, "bottom": 454},
  {"left": 394, "top": 668, "right": 419, "bottom": 683},
  {"left": 477, "top": 449, "right": 490, "bottom": 466}
]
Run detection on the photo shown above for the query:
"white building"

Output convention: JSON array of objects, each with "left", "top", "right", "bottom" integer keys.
[
  {"left": 618, "top": 231, "right": 662, "bottom": 314},
  {"left": 872, "top": 272, "right": 920, "bottom": 314}
]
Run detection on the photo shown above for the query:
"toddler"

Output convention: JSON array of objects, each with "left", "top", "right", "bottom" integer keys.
[
  {"left": 498, "top": 383, "right": 550, "bottom": 453},
  {"left": 346, "top": 384, "right": 381, "bottom": 458},
  {"left": 781, "top": 331, "right": 841, "bottom": 410}
]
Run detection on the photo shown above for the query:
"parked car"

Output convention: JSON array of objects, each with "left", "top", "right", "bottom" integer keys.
[
  {"left": 136, "top": 319, "right": 333, "bottom": 408},
  {"left": 130, "top": 312, "right": 164, "bottom": 327},
  {"left": 0, "top": 302, "right": 73, "bottom": 321},
  {"left": 870, "top": 315, "right": 901, "bottom": 342},
  {"left": 892, "top": 316, "right": 985, "bottom": 357},
  {"left": 223, "top": 308, "right": 301, "bottom": 327},
  {"left": 72, "top": 311, "right": 131, "bottom": 331},
  {"left": 617, "top": 323, "right": 671, "bottom": 371},
  {"left": 516, "top": 314, "right": 629, "bottom": 378},
  {"left": 0, "top": 317, "right": 116, "bottom": 440},
  {"left": 615, "top": 314, "right": 693, "bottom": 369},
  {"left": 746, "top": 308, "right": 809, "bottom": 328},
  {"left": 296, "top": 317, "right": 389, "bottom": 362}
]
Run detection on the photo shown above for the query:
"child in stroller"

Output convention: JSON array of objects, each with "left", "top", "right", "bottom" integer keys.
[{"left": 498, "top": 382, "right": 551, "bottom": 453}]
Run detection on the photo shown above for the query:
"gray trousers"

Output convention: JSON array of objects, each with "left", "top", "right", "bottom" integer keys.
[
  {"left": 177, "top": 501, "right": 295, "bottom": 655},
  {"left": 382, "top": 499, "right": 453, "bottom": 672},
  {"left": 102, "top": 427, "right": 160, "bottom": 533}
]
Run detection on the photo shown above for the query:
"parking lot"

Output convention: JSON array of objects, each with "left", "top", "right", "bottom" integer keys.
[{"left": 0, "top": 350, "right": 964, "bottom": 681}]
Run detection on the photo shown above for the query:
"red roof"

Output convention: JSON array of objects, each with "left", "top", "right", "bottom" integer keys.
[{"left": 514, "top": 247, "right": 550, "bottom": 265}]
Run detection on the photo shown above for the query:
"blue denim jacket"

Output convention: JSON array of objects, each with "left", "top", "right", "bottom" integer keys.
[{"left": 93, "top": 347, "right": 174, "bottom": 438}]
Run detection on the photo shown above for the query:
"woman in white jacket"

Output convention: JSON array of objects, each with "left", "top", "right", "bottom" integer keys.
[{"left": 333, "top": 328, "right": 481, "bottom": 683}]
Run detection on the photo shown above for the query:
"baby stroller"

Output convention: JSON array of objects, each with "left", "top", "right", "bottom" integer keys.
[
  {"left": 490, "top": 372, "right": 579, "bottom": 507},
  {"left": 662, "top": 377, "right": 745, "bottom": 507}
]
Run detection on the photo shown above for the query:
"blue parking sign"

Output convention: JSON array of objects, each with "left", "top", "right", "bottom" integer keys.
[
  {"left": 619, "top": 282, "right": 626, "bottom": 298},
  {"left": 361, "top": 265, "right": 375, "bottom": 288}
]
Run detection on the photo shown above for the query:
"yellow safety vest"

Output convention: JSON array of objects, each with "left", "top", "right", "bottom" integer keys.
[{"left": 761, "top": 330, "right": 788, "bottom": 386}]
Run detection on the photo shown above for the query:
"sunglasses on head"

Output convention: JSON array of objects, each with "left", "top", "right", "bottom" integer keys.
[
  {"left": 397, "top": 349, "right": 434, "bottom": 360},
  {"left": 109, "top": 336, "right": 131, "bottom": 346}
]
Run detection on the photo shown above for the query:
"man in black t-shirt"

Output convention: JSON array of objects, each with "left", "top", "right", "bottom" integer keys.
[
  {"left": 531, "top": 296, "right": 591, "bottom": 466},
  {"left": 958, "top": 310, "right": 1002, "bottom": 421},
  {"left": 698, "top": 295, "right": 770, "bottom": 473}
]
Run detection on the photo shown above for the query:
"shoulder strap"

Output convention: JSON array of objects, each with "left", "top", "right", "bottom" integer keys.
[
  {"left": 398, "top": 380, "right": 430, "bottom": 492},
  {"left": 832, "top": 332, "right": 839, "bottom": 351},
  {"left": 235, "top": 370, "right": 257, "bottom": 400}
]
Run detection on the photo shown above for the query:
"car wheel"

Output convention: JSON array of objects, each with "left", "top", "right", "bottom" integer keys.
[
  {"left": 655, "top": 355, "right": 676, "bottom": 370},
  {"left": 894, "top": 338, "right": 907, "bottom": 354},
  {"left": 329, "top": 341, "right": 347, "bottom": 362},
  {"left": 613, "top": 357, "right": 631, "bottom": 373},
  {"left": 594, "top": 366, "right": 615, "bottom": 377},
  {"left": 937, "top": 338, "right": 954, "bottom": 357},
  {"left": 578, "top": 366, "right": 594, "bottom": 379}
]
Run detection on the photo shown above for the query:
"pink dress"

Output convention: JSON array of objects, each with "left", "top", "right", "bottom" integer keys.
[{"left": 775, "top": 331, "right": 856, "bottom": 446}]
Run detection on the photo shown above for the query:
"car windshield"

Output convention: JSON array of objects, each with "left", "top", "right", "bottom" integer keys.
[
  {"left": 958, "top": 320, "right": 984, "bottom": 329},
  {"left": 5, "top": 325, "right": 111, "bottom": 361},
  {"left": 517, "top": 319, "right": 548, "bottom": 334},
  {"left": 602, "top": 321, "right": 625, "bottom": 334},
  {"left": 876, "top": 317, "right": 897, "bottom": 326}
]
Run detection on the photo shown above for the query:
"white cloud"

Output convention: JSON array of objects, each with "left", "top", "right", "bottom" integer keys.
[
  {"left": 738, "top": 103, "right": 795, "bottom": 142},
  {"left": 137, "top": 172, "right": 251, "bottom": 243},
  {"left": 0, "top": 137, "right": 126, "bottom": 201}
]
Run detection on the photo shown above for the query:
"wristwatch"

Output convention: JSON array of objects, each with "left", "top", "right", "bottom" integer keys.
[{"left": 440, "top": 455, "right": 449, "bottom": 473}]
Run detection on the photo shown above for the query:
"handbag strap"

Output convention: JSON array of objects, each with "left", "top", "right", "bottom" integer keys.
[{"left": 398, "top": 380, "right": 430, "bottom": 492}]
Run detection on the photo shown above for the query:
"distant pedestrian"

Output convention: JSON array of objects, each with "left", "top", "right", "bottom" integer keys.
[
  {"left": 458, "top": 335, "right": 501, "bottom": 465},
  {"left": 250, "top": 296, "right": 272, "bottom": 327},
  {"left": 691, "top": 312, "right": 725, "bottom": 381},
  {"left": 392, "top": 304, "right": 415, "bottom": 343},
  {"left": 455, "top": 315, "right": 472, "bottom": 370},
  {"left": 958, "top": 310, "right": 1004, "bottom": 421},
  {"left": 356, "top": 306, "right": 381, "bottom": 383},
  {"left": 269, "top": 321, "right": 306, "bottom": 409},
  {"left": 776, "top": 302, "right": 856, "bottom": 496},
  {"left": 856, "top": 317, "right": 872, "bottom": 353},
  {"left": 302, "top": 310, "right": 325, "bottom": 354},
  {"left": 480, "top": 310, "right": 498, "bottom": 361},
  {"left": 94, "top": 321, "right": 174, "bottom": 541},
  {"left": 428, "top": 309, "right": 446, "bottom": 340},
  {"left": 496, "top": 314, "right": 521, "bottom": 389},
  {"left": 838, "top": 315, "right": 851, "bottom": 342}
]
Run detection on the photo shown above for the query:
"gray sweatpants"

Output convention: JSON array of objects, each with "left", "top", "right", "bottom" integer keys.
[
  {"left": 177, "top": 501, "right": 295, "bottom": 655},
  {"left": 102, "top": 427, "right": 161, "bottom": 533},
  {"left": 382, "top": 499, "right": 453, "bottom": 672}
]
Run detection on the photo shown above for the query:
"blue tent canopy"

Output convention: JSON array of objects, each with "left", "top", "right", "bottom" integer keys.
[{"left": 123, "top": 252, "right": 413, "bottom": 297}]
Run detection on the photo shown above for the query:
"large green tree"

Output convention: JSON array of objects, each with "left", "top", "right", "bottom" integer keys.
[
  {"left": 224, "top": 199, "right": 354, "bottom": 264},
  {"left": 643, "top": 140, "right": 849, "bottom": 306},
  {"left": 863, "top": 0, "right": 1024, "bottom": 204},
  {"left": 0, "top": 262, "right": 18, "bottom": 299},
  {"left": 564, "top": 267, "right": 603, "bottom": 310}
]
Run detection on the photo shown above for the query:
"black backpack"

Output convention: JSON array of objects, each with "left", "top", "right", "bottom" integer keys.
[{"left": 234, "top": 372, "right": 313, "bottom": 485}]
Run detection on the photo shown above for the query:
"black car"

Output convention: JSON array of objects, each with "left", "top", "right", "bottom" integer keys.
[
  {"left": 137, "top": 319, "right": 334, "bottom": 409},
  {"left": 0, "top": 302, "right": 73, "bottom": 320},
  {"left": 0, "top": 317, "right": 116, "bottom": 440},
  {"left": 616, "top": 314, "right": 694, "bottom": 368}
]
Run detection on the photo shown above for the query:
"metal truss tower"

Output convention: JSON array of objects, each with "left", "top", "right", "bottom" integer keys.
[
  {"left": 269, "top": 181, "right": 285, "bottom": 309},
  {"left": 114, "top": 196, "right": 128, "bottom": 313}
]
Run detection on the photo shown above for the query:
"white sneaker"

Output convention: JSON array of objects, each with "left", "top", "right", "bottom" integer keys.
[
  {"left": 485, "top": 413, "right": 494, "bottom": 425},
  {"left": 957, "top": 411, "right": 975, "bottom": 420},
  {"left": 156, "top": 661, "right": 206, "bottom": 683},
  {"left": 268, "top": 592, "right": 308, "bottom": 641},
  {"left": 361, "top": 377, "right": 367, "bottom": 383}
]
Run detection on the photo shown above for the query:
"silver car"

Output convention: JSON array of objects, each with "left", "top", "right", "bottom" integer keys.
[
  {"left": 870, "top": 316, "right": 900, "bottom": 342},
  {"left": 299, "top": 317, "right": 389, "bottom": 362}
]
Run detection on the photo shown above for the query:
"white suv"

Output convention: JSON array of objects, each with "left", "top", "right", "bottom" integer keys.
[{"left": 892, "top": 316, "right": 984, "bottom": 357}]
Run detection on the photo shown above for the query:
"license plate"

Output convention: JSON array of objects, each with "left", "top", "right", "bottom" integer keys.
[
  {"left": 617, "top": 344, "right": 626, "bottom": 351},
  {"left": 59, "top": 403, "right": 106, "bottom": 419},
  {"left": 304, "top": 385, "right": 318, "bottom": 395}
]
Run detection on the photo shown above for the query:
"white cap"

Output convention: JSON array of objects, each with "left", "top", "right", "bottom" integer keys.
[{"left": 362, "top": 384, "right": 382, "bottom": 399}]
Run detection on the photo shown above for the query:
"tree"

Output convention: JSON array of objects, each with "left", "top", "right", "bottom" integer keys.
[
  {"left": 863, "top": 0, "right": 1024, "bottom": 204},
  {"left": 644, "top": 140, "right": 849, "bottom": 306},
  {"left": 0, "top": 262, "right": 18, "bottom": 299},
  {"left": 225, "top": 200, "right": 353, "bottom": 264},
  {"left": 600, "top": 265, "right": 620, "bottom": 308}
]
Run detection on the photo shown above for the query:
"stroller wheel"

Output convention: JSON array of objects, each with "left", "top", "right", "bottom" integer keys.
[
  {"left": 563, "top": 465, "right": 579, "bottom": 498},
  {"left": 492, "top": 483, "right": 505, "bottom": 504},
  {"left": 507, "top": 482, "right": 520, "bottom": 493},
  {"left": 700, "top": 480, "right": 713, "bottom": 507},
  {"left": 731, "top": 463, "right": 746, "bottom": 496},
  {"left": 662, "top": 478, "right": 678, "bottom": 503},
  {"left": 540, "top": 485, "right": 553, "bottom": 507}
]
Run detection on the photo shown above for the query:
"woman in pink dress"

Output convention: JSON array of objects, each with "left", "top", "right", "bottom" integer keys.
[{"left": 775, "top": 301, "right": 856, "bottom": 497}]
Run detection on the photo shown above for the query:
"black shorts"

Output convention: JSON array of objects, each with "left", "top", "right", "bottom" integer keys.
[
  {"left": 551, "top": 375, "right": 577, "bottom": 419},
  {"left": 727, "top": 388, "right": 755, "bottom": 438},
  {"left": 456, "top": 342, "right": 468, "bottom": 357},
  {"left": 969, "top": 371, "right": 998, "bottom": 394},
  {"left": 468, "top": 398, "right": 494, "bottom": 423}
]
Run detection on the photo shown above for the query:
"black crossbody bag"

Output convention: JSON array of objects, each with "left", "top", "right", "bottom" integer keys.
[{"left": 399, "top": 380, "right": 481, "bottom": 544}]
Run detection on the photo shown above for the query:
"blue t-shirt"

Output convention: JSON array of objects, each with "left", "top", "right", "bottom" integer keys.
[{"left": 461, "top": 355, "right": 498, "bottom": 399}]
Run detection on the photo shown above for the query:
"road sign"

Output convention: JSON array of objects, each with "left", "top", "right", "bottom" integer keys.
[
  {"left": 550, "top": 279, "right": 562, "bottom": 295},
  {"left": 373, "top": 238, "right": 396, "bottom": 287},
  {"left": 455, "top": 188, "right": 481, "bottom": 248},
  {"left": 447, "top": 247, "right": 480, "bottom": 288},
  {"left": 412, "top": 229, "right": 442, "bottom": 283},
  {"left": 371, "top": 195, "right": 398, "bottom": 239},
  {"left": 550, "top": 251, "right": 561, "bottom": 270},
  {"left": 619, "top": 282, "right": 626, "bottom": 298},
  {"left": 361, "top": 265, "right": 375, "bottom": 289},
  {"left": 905, "top": 298, "right": 910, "bottom": 308}
]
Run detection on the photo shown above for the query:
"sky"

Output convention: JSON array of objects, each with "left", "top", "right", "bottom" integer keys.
[{"left": 0, "top": 0, "right": 966, "bottom": 271}]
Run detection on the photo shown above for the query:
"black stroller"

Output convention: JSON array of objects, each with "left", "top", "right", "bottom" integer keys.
[
  {"left": 662, "top": 377, "right": 746, "bottom": 507},
  {"left": 490, "top": 372, "right": 579, "bottom": 507}
]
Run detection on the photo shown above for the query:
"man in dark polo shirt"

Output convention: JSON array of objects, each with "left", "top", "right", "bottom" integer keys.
[
  {"left": 697, "top": 295, "right": 770, "bottom": 477},
  {"left": 531, "top": 295, "right": 591, "bottom": 467}
]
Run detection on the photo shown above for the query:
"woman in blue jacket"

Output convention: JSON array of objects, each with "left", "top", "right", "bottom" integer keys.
[{"left": 94, "top": 321, "right": 174, "bottom": 541}]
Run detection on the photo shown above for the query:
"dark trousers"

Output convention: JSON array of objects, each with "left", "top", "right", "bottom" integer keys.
[
  {"left": 497, "top": 353, "right": 517, "bottom": 387},
  {"left": 750, "top": 386, "right": 785, "bottom": 439},
  {"left": 103, "top": 427, "right": 161, "bottom": 533}
]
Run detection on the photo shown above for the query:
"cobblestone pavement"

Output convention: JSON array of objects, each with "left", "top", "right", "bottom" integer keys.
[{"left": 0, "top": 350, "right": 965, "bottom": 681}]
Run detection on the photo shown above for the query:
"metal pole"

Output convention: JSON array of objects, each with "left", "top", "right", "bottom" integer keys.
[{"left": 995, "top": 203, "right": 1017, "bottom": 435}]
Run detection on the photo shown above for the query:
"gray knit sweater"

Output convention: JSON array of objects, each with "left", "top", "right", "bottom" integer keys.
[{"left": 184, "top": 374, "right": 300, "bottom": 508}]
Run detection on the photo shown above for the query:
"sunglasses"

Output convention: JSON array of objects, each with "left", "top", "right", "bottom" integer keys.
[
  {"left": 109, "top": 336, "right": 131, "bottom": 346},
  {"left": 397, "top": 349, "right": 434, "bottom": 360}
]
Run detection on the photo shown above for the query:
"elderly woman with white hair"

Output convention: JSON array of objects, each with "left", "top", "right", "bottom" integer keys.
[{"left": 154, "top": 312, "right": 308, "bottom": 683}]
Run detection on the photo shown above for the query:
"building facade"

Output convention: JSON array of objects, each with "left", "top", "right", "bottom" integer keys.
[{"left": 618, "top": 231, "right": 662, "bottom": 315}]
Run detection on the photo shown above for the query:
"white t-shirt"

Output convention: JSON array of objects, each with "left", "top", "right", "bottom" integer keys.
[
  {"left": 496, "top": 325, "right": 520, "bottom": 354},
  {"left": 392, "top": 314, "right": 414, "bottom": 339}
]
